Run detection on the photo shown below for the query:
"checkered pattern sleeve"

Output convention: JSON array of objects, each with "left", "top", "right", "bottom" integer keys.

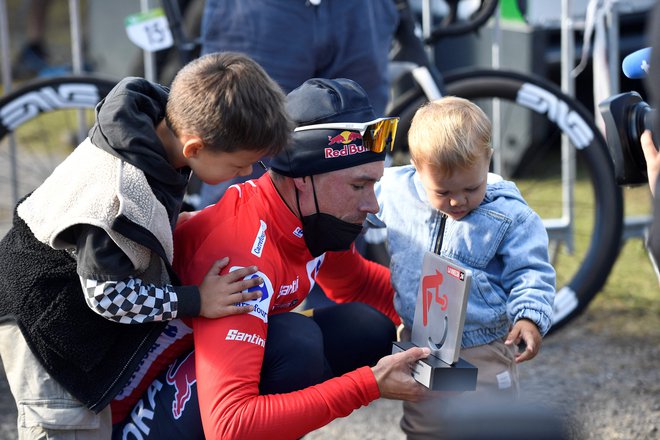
[{"left": 80, "top": 276, "right": 178, "bottom": 324}]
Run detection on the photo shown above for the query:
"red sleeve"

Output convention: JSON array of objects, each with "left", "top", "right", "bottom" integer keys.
[
  {"left": 194, "top": 315, "right": 380, "bottom": 440},
  {"left": 317, "top": 245, "right": 401, "bottom": 326}
]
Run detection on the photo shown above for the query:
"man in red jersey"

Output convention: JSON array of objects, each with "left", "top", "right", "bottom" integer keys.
[{"left": 112, "top": 78, "right": 431, "bottom": 440}]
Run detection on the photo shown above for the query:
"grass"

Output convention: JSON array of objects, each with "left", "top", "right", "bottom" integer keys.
[
  {"left": 594, "top": 184, "right": 658, "bottom": 316},
  {"left": 595, "top": 233, "right": 659, "bottom": 318}
]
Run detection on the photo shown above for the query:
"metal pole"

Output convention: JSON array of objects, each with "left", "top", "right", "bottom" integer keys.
[
  {"left": 69, "top": 0, "right": 83, "bottom": 74},
  {"left": 0, "top": 0, "right": 12, "bottom": 94},
  {"left": 491, "top": 2, "right": 503, "bottom": 175},
  {"left": 0, "top": 0, "right": 18, "bottom": 204},
  {"left": 68, "top": 0, "right": 88, "bottom": 143},
  {"left": 606, "top": 1, "right": 620, "bottom": 96},
  {"left": 561, "top": 0, "right": 576, "bottom": 254},
  {"left": 141, "top": 0, "right": 156, "bottom": 82},
  {"left": 422, "top": 0, "right": 434, "bottom": 63}
]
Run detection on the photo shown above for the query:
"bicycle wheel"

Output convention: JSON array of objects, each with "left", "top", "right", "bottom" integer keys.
[
  {"left": 391, "top": 68, "right": 624, "bottom": 332},
  {"left": 0, "top": 75, "right": 116, "bottom": 236}
]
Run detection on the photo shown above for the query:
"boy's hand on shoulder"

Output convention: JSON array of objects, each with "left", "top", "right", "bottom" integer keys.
[
  {"left": 505, "top": 319, "right": 542, "bottom": 363},
  {"left": 198, "top": 257, "right": 263, "bottom": 319}
]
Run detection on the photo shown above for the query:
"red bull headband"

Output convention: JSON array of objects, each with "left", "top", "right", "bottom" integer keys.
[{"left": 270, "top": 117, "right": 399, "bottom": 178}]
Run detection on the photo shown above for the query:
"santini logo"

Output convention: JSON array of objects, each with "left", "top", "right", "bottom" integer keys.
[{"left": 226, "top": 329, "right": 266, "bottom": 347}]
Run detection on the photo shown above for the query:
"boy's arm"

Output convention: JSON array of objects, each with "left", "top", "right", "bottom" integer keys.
[
  {"left": 76, "top": 225, "right": 259, "bottom": 323},
  {"left": 80, "top": 277, "right": 198, "bottom": 323},
  {"left": 74, "top": 224, "right": 190, "bottom": 323},
  {"left": 501, "top": 211, "right": 556, "bottom": 336}
]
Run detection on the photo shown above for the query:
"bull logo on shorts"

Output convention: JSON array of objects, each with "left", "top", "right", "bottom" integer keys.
[{"left": 165, "top": 351, "right": 196, "bottom": 420}]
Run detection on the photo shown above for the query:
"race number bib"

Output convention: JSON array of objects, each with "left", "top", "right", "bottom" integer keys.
[{"left": 125, "top": 8, "right": 173, "bottom": 52}]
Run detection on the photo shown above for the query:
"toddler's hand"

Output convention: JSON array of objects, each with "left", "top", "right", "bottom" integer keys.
[
  {"left": 505, "top": 319, "right": 542, "bottom": 363},
  {"left": 198, "top": 257, "right": 263, "bottom": 319}
]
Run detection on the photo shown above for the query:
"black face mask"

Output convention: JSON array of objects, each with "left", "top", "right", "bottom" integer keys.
[{"left": 297, "top": 176, "right": 364, "bottom": 257}]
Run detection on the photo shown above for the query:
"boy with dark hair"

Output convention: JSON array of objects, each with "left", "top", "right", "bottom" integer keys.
[{"left": 0, "top": 51, "right": 291, "bottom": 439}]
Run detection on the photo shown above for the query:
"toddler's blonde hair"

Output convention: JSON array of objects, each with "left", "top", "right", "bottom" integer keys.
[{"left": 408, "top": 96, "right": 492, "bottom": 175}]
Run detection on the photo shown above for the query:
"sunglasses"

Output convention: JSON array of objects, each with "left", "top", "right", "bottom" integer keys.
[{"left": 294, "top": 117, "right": 399, "bottom": 153}]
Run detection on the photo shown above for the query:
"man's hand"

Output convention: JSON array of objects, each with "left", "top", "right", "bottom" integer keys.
[
  {"left": 198, "top": 257, "right": 263, "bottom": 319},
  {"left": 371, "top": 347, "right": 432, "bottom": 402},
  {"left": 641, "top": 130, "right": 660, "bottom": 196},
  {"left": 505, "top": 319, "right": 542, "bottom": 363}
]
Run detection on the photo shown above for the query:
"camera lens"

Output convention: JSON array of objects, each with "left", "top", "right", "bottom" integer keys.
[{"left": 599, "top": 91, "right": 655, "bottom": 185}]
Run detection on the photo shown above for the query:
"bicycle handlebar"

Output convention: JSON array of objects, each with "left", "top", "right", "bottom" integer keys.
[{"left": 416, "top": 0, "right": 500, "bottom": 44}]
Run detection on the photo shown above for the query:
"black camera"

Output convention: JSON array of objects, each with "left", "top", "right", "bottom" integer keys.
[{"left": 599, "top": 91, "right": 657, "bottom": 186}]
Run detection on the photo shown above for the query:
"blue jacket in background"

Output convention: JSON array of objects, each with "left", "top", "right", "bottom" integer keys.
[{"left": 373, "top": 165, "right": 555, "bottom": 348}]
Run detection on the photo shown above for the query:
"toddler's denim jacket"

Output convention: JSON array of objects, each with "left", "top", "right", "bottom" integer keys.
[{"left": 373, "top": 165, "right": 555, "bottom": 348}]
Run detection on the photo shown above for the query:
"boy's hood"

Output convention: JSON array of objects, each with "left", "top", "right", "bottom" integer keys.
[
  {"left": 89, "top": 77, "right": 180, "bottom": 183},
  {"left": 89, "top": 77, "right": 189, "bottom": 225},
  {"left": 483, "top": 174, "right": 527, "bottom": 206}
]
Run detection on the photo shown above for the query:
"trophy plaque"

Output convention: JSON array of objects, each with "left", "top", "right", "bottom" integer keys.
[{"left": 392, "top": 251, "right": 477, "bottom": 391}]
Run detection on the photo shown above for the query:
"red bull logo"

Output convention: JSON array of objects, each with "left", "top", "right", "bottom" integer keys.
[
  {"left": 165, "top": 352, "right": 196, "bottom": 420},
  {"left": 325, "top": 130, "right": 367, "bottom": 159},
  {"left": 421, "top": 270, "right": 448, "bottom": 327},
  {"left": 327, "top": 130, "right": 362, "bottom": 145}
]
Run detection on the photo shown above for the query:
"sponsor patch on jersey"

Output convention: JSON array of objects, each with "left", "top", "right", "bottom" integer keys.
[
  {"left": 305, "top": 255, "right": 325, "bottom": 289},
  {"left": 251, "top": 220, "right": 268, "bottom": 257},
  {"left": 225, "top": 329, "right": 266, "bottom": 347},
  {"left": 293, "top": 226, "right": 303, "bottom": 238},
  {"left": 278, "top": 276, "right": 299, "bottom": 297},
  {"left": 229, "top": 267, "right": 273, "bottom": 323}
]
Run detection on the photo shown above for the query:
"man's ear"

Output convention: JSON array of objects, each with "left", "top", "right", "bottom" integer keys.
[
  {"left": 181, "top": 136, "right": 205, "bottom": 159},
  {"left": 292, "top": 176, "right": 310, "bottom": 191}
]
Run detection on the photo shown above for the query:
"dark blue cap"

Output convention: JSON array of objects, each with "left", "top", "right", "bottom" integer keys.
[{"left": 270, "top": 78, "right": 385, "bottom": 178}]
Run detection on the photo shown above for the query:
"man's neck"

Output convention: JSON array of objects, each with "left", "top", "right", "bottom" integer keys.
[{"left": 270, "top": 172, "right": 300, "bottom": 219}]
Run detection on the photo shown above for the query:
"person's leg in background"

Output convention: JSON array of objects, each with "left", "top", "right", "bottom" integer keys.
[
  {"left": 0, "top": 320, "right": 112, "bottom": 440},
  {"left": 13, "top": 0, "right": 52, "bottom": 79}
]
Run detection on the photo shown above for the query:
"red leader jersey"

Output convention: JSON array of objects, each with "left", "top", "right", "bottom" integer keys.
[{"left": 173, "top": 173, "right": 399, "bottom": 440}]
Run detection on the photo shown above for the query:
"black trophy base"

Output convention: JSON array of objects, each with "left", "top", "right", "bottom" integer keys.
[{"left": 392, "top": 341, "right": 478, "bottom": 391}]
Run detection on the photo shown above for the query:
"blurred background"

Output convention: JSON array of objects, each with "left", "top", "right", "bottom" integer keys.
[{"left": 0, "top": 1, "right": 658, "bottom": 439}]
